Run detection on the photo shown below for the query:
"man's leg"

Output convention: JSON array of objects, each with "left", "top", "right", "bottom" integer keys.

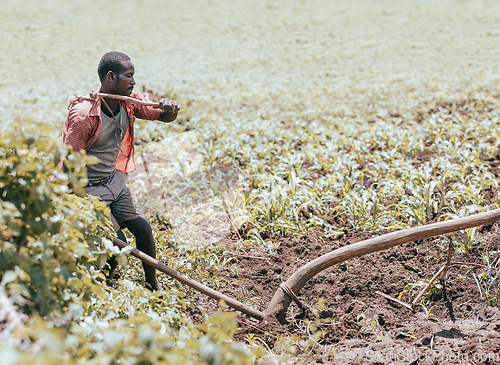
[
  {"left": 84, "top": 182, "right": 125, "bottom": 282},
  {"left": 105, "top": 229, "right": 127, "bottom": 281},
  {"left": 109, "top": 170, "right": 161, "bottom": 291},
  {"left": 122, "top": 217, "right": 161, "bottom": 291}
]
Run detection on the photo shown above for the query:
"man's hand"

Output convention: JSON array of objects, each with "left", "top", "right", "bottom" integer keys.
[
  {"left": 159, "top": 98, "right": 180, "bottom": 113},
  {"left": 157, "top": 98, "right": 180, "bottom": 123}
]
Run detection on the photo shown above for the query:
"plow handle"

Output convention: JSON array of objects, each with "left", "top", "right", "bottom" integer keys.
[{"left": 112, "top": 237, "right": 265, "bottom": 321}]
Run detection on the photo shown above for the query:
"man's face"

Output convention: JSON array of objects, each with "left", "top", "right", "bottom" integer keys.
[{"left": 113, "top": 60, "right": 136, "bottom": 96}]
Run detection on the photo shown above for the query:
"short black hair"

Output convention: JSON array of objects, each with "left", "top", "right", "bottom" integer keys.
[{"left": 97, "top": 51, "right": 131, "bottom": 81}]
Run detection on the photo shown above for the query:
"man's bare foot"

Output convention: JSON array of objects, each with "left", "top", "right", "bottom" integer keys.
[{"left": 145, "top": 280, "right": 162, "bottom": 292}]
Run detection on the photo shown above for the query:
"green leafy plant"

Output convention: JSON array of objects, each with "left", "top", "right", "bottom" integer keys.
[{"left": 0, "top": 130, "right": 256, "bottom": 364}]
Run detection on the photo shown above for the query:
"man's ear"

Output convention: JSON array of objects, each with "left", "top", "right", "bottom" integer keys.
[{"left": 107, "top": 71, "right": 115, "bottom": 82}]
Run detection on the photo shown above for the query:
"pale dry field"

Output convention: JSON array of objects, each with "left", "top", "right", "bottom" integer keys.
[{"left": 1, "top": 0, "right": 499, "bottom": 134}]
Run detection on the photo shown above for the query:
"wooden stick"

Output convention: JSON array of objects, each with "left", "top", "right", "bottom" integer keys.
[
  {"left": 265, "top": 209, "right": 500, "bottom": 323},
  {"left": 112, "top": 237, "right": 265, "bottom": 321},
  {"left": 69, "top": 92, "right": 160, "bottom": 108},
  {"left": 97, "top": 92, "right": 160, "bottom": 107},
  {"left": 375, "top": 291, "right": 413, "bottom": 310},
  {"left": 449, "top": 261, "right": 489, "bottom": 268},
  {"left": 377, "top": 240, "right": 458, "bottom": 312},
  {"left": 411, "top": 264, "right": 446, "bottom": 308}
]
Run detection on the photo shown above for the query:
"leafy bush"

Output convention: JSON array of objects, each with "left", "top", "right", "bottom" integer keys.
[
  {"left": 0, "top": 130, "right": 256, "bottom": 364},
  {"left": 0, "top": 129, "right": 110, "bottom": 316}
]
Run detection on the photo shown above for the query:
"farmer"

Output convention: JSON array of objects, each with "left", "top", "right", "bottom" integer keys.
[{"left": 60, "top": 51, "right": 179, "bottom": 291}]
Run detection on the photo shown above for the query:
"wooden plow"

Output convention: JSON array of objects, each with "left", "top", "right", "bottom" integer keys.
[
  {"left": 113, "top": 208, "right": 500, "bottom": 324},
  {"left": 75, "top": 93, "right": 500, "bottom": 322}
]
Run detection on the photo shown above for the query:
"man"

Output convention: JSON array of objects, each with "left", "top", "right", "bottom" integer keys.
[{"left": 61, "top": 51, "right": 179, "bottom": 291}]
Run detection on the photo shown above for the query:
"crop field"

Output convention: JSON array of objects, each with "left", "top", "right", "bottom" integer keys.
[{"left": 2, "top": 0, "right": 500, "bottom": 364}]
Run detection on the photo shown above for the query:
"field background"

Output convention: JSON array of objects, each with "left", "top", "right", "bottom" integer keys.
[
  {"left": 2, "top": 0, "right": 500, "bottom": 364},
  {"left": 2, "top": 0, "right": 499, "bottom": 134}
]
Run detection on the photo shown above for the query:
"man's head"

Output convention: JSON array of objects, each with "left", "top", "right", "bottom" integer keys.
[{"left": 98, "top": 51, "right": 136, "bottom": 96}]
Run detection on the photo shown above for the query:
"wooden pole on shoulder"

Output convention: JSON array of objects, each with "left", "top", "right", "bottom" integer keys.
[{"left": 68, "top": 92, "right": 162, "bottom": 108}]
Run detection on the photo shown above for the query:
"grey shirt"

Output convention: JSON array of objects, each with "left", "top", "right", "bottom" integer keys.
[{"left": 86, "top": 103, "right": 130, "bottom": 180}]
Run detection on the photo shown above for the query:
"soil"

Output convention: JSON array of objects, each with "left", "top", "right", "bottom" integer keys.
[
  {"left": 139, "top": 92, "right": 500, "bottom": 364},
  {"left": 189, "top": 229, "right": 500, "bottom": 364}
]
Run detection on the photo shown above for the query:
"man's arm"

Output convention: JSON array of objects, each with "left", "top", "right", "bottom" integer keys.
[
  {"left": 131, "top": 92, "right": 179, "bottom": 123},
  {"left": 62, "top": 106, "right": 94, "bottom": 153},
  {"left": 157, "top": 98, "right": 180, "bottom": 123},
  {"left": 51, "top": 105, "right": 94, "bottom": 182}
]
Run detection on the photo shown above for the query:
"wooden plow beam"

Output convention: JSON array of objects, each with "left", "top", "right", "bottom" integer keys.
[
  {"left": 265, "top": 208, "right": 500, "bottom": 323},
  {"left": 113, "top": 208, "right": 500, "bottom": 324},
  {"left": 112, "top": 237, "right": 265, "bottom": 321}
]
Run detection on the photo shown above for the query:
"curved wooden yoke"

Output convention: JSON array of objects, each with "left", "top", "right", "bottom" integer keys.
[
  {"left": 264, "top": 209, "right": 500, "bottom": 323},
  {"left": 112, "top": 209, "right": 500, "bottom": 324}
]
